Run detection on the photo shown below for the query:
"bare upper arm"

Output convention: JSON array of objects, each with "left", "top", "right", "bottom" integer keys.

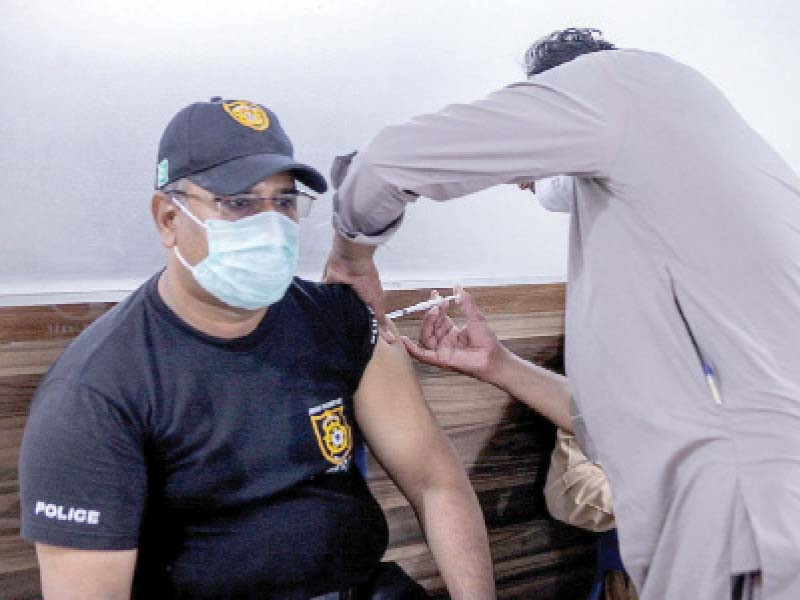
[
  {"left": 35, "top": 543, "right": 137, "bottom": 600},
  {"left": 354, "top": 335, "right": 465, "bottom": 504}
]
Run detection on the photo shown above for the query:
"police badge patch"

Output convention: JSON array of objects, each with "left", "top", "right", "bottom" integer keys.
[
  {"left": 309, "top": 398, "right": 352, "bottom": 469},
  {"left": 222, "top": 100, "right": 270, "bottom": 131}
]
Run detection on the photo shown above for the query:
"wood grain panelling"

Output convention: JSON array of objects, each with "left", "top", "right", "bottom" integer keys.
[{"left": 0, "top": 284, "right": 597, "bottom": 599}]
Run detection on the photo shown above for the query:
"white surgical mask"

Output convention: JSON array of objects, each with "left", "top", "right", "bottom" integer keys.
[{"left": 173, "top": 199, "right": 298, "bottom": 309}]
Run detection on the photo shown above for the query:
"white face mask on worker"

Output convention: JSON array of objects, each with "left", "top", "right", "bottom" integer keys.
[{"left": 172, "top": 198, "right": 299, "bottom": 310}]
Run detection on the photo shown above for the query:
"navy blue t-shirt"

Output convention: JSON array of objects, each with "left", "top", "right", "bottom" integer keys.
[{"left": 20, "top": 274, "right": 388, "bottom": 598}]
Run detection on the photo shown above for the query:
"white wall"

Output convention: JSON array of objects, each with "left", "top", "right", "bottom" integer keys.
[{"left": 2, "top": 0, "right": 798, "bottom": 304}]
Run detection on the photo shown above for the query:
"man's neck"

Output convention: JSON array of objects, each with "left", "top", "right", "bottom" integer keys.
[{"left": 157, "top": 268, "right": 268, "bottom": 339}]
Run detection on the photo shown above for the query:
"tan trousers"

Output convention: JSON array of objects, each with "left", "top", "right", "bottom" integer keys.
[{"left": 605, "top": 570, "right": 639, "bottom": 600}]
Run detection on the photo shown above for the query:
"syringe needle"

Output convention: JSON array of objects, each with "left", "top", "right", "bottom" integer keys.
[{"left": 387, "top": 294, "right": 460, "bottom": 320}]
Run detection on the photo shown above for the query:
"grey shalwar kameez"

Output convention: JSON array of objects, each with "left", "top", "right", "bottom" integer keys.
[{"left": 331, "top": 50, "right": 800, "bottom": 599}]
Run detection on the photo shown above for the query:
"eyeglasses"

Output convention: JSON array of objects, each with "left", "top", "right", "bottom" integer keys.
[{"left": 167, "top": 189, "right": 314, "bottom": 220}]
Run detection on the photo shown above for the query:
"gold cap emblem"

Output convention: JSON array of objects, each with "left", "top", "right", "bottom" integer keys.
[{"left": 222, "top": 100, "right": 270, "bottom": 131}]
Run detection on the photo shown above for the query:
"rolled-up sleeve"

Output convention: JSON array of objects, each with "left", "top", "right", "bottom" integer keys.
[
  {"left": 544, "top": 428, "right": 616, "bottom": 533},
  {"left": 332, "top": 50, "right": 630, "bottom": 243},
  {"left": 535, "top": 175, "right": 575, "bottom": 213}
]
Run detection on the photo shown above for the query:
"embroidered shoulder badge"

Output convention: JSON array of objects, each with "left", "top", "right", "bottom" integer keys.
[
  {"left": 309, "top": 399, "right": 352, "bottom": 466},
  {"left": 222, "top": 100, "right": 270, "bottom": 131}
]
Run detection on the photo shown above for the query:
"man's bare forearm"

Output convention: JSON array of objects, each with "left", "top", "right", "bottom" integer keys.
[
  {"left": 330, "top": 231, "right": 378, "bottom": 260},
  {"left": 415, "top": 472, "right": 495, "bottom": 599},
  {"left": 485, "top": 345, "right": 573, "bottom": 432}
]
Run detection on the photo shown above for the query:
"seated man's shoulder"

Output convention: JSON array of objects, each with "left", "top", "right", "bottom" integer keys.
[
  {"left": 289, "top": 277, "right": 362, "bottom": 307},
  {"left": 287, "top": 278, "right": 376, "bottom": 352},
  {"left": 40, "top": 280, "right": 154, "bottom": 397},
  {"left": 288, "top": 277, "right": 370, "bottom": 324}
]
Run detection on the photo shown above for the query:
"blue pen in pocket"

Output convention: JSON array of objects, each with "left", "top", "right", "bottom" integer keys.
[
  {"left": 703, "top": 363, "right": 723, "bottom": 405},
  {"left": 674, "top": 295, "right": 723, "bottom": 405}
]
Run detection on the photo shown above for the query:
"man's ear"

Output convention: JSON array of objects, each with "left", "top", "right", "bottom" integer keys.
[{"left": 151, "top": 192, "right": 178, "bottom": 248}]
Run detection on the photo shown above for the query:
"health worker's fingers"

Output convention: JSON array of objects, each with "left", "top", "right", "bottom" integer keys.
[
  {"left": 454, "top": 286, "right": 485, "bottom": 324},
  {"left": 323, "top": 234, "right": 390, "bottom": 335},
  {"left": 419, "top": 306, "right": 440, "bottom": 350},
  {"left": 432, "top": 305, "right": 455, "bottom": 343},
  {"left": 401, "top": 336, "right": 449, "bottom": 369},
  {"left": 418, "top": 290, "right": 442, "bottom": 348},
  {"left": 430, "top": 290, "right": 453, "bottom": 339},
  {"left": 376, "top": 316, "right": 395, "bottom": 343},
  {"left": 418, "top": 297, "right": 455, "bottom": 350},
  {"left": 323, "top": 261, "right": 393, "bottom": 342},
  {"left": 384, "top": 318, "right": 401, "bottom": 341}
]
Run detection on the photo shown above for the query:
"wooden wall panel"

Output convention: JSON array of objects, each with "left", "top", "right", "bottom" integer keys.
[{"left": 0, "top": 283, "right": 597, "bottom": 599}]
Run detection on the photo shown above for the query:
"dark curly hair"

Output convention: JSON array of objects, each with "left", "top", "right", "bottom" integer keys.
[{"left": 524, "top": 28, "right": 616, "bottom": 77}]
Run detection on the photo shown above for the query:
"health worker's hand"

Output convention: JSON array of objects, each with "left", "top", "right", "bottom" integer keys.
[
  {"left": 401, "top": 287, "right": 506, "bottom": 382},
  {"left": 323, "top": 233, "right": 393, "bottom": 341}
]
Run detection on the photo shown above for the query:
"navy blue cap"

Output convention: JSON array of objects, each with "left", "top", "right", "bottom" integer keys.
[{"left": 156, "top": 97, "right": 327, "bottom": 194}]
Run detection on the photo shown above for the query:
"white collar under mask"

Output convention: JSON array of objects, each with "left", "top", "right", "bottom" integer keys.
[{"left": 172, "top": 199, "right": 299, "bottom": 310}]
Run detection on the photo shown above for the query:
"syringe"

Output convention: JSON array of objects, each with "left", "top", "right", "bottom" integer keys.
[{"left": 386, "top": 294, "right": 460, "bottom": 320}]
